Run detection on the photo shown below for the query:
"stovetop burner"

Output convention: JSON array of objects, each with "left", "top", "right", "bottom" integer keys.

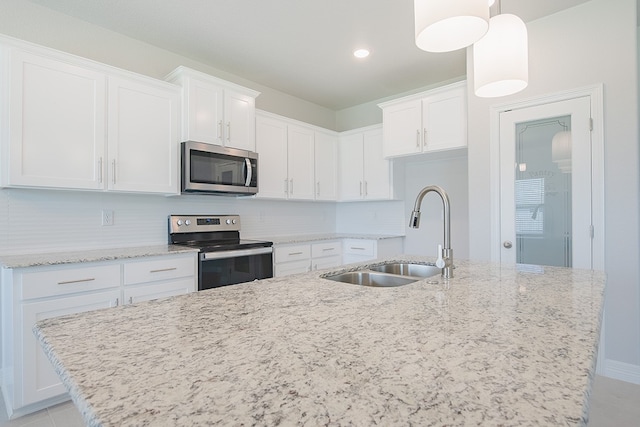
[{"left": 168, "top": 215, "right": 272, "bottom": 252}]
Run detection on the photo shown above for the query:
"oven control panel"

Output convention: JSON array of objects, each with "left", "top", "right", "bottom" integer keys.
[{"left": 169, "top": 215, "right": 241, "bottom": 233}]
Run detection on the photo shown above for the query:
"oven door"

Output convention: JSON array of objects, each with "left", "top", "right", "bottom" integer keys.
[{"left": 199, "top": 247, "right": 273, "bottom": 290}]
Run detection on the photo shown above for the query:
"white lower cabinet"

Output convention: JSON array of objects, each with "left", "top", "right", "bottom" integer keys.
[
  {"left": 273, "top": 240, "right": 343, "bottom": 277},
  {"left": 342, "top": 238, "right": 404, "bottom": 264},
  {"left": 1, "top": 253, "right": 197, "bottom": 418},
  {"left": 21, "top": 289, "right": 121, "bottom": 406},
  {"left": 273, "top": 244, "right": 312, "bottom": 277},
  {"left": 311, "top": 241, "right": 342, "bottom": 271},
  {"left": 123, "top": 255, "right": 196, "bottom": 304}
]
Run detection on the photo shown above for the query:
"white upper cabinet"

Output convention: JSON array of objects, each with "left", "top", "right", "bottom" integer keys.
[
  {"left": 255, "top": 112, "right": 315, "bottom": 200},
  {"left": 287, "top": 125, "right": 315, "bottom": 200},
  {"left": 255, "top": 114, "right": 288, "bottom": 198},
  {"left": 107, "top": 76, "right": 180, "bottom": 194},
  {"left": 5, "top": 49, "right": 106, "bottom": 190},
  {"left": 314, "top": 131, "right": 338, "bottom": 201},
  {"left": 339, "top": 125, "right": 391, "bottom": 201},
  {"left": 1, "top": 43, "right": 180, "bottom": 194},
  {"left": 379, "top": 81, "right": 467, "bottom": 158},
  {"left": 165, "top": 66, "right": 259, "bottom": 151}
]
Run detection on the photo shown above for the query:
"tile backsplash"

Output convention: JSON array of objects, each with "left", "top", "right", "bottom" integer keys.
[{"left": 0, "top": 188, "right": 405, "bottom": 255}]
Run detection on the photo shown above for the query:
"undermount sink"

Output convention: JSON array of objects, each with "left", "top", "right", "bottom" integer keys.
[
  {"left": 322, "top": 263, "right": 442, "bottom": 287},
  {"left": 369, "top": 263, "right": 441, "bottom": 279},
  {"left": 323, "top": 271, "right": 418, "bottom": 287}
]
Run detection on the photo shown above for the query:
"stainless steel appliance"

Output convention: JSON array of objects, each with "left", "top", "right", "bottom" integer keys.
[
  {"left": 168, "top": 215, "right": 273, "bottom": 290},
  {"left": 181, "top": 141, "right": 258, "bottom": 195}
]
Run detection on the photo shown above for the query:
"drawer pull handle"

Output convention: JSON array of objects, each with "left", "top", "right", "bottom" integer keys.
[
  {"left": 150, "top": 267, "right": 177, "bottom": 273},
  {"left": 57, "top": 278, "right": 96, "bottom": 285},
  {"left": 350, "top": 247, "right": 366, "bottom": 250},
  {"left": 288, "top": 252, "right": 303, "bottom": 256},
  {"left": 322, "top": 248, "right": 335, "bottom": 251}
]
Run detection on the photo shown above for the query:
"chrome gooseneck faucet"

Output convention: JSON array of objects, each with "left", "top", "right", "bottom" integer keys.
[{"left": 410, "top": 185, "right": 453, "bottom": 279}]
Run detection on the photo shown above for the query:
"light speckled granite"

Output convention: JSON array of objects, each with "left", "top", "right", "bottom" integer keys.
[
  {"left": 34, "top": 257, "right": 605, "bottom": 426},
  {"left": 0, "top": 245, "right": 199, "bottom": 269},
  {"left": 265, "top": 233, "right": 404, "bottom": 245}
]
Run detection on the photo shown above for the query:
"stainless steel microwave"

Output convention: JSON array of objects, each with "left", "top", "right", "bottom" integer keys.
[{"left": 181, "top": 141, "right": 258, "bottom": 195}]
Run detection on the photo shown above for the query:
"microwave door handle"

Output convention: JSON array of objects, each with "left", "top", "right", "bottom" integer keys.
[{"left": 244, "top": 158, "right": 252, "bottom": 187}]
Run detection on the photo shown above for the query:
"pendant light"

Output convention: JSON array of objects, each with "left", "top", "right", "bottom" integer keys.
[
  {"left": 473, "top": 4, "right": 529, "bottom": 97},
  {"left": 414, "top": 0, "right": 490, "bottom": 53}
]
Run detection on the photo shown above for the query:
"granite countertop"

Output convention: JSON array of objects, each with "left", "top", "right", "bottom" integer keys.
[
  {"left": 0, "top": 245, "right": 199, "bottom": 269},
  {"left": 265, "top": 233, "right": 405, "bottom": 245},
  {"left": 0, "top": 235, "right": 404, "bottom": 268},
  {"left": 34, "top": 256, "right": 605, "bottom": 426}
]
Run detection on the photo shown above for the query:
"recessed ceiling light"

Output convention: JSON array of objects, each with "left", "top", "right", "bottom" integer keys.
[{"left": 353, "top": 49, "right": 370, "bottom": 59}]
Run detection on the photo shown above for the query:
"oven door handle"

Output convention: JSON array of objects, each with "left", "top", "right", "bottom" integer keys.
[
  {"left": 244, "top": 158, "right": 252, "bottom": 187},
  {"left": 201, "top": 246, "right": 272, "bottom": 260}
]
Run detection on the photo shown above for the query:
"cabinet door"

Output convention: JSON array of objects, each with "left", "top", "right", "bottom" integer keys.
[
  {"left": 183, "top": 78, "right": 224, "bottom": 145},
  {"left": 274, "top": 260, "right": 311, "bottom": 277},
  {"left": 343, "top": 239, "right": 377, "bottom": 264},
  {"left": 338, "top": 134, "right": 364, "bottom": 201},
  {"left": 21, "top": 290, "right": 120, "bottom": 406},
  {"left": 255, "top": 115, "right": 288, "bottom": 199},
  {"left": 363, "top": 128, "right": 391, "bottom": 200},
  {"left": 8, "top": 49, "right": 106, "bottom": 189},
  {"left": 314, "top": 132, "right": 338, "bottom": 201},
  {"left": 422, "top": 85, "right": 467, "bottom": 152},
  {"left": 224, "top": 89, "right": 256, "bottom": 151},
  {"left": 287, "top": 125, "right": 315, "bottom": 200},
  {"left": 107, "top": 76, "right": 179, "bottom": 194},
  {"left": 313, "top": 255, "right": 342, "bottom": 271},
  {"left": 381, "top": 98, "right": 422, "bottom": 158},
  {"left": 124, "top": 278, "right": 194, "bottom": 304}
]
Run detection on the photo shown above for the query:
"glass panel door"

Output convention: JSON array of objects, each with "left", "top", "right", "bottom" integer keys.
[
  {"left": 499, "top": 96, "right": 592, "bottom": 269},
  {"left": 514, "top": 116, "right": 572, "bottom": 267}
]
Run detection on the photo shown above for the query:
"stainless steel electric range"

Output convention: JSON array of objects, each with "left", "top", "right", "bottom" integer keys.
[{"left": 168, "top": 215, "right": 273, "bottom": 290}]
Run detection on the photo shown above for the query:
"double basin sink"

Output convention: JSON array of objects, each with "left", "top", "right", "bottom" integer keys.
[{"left": 322, "top": 263, "right": 441, "bottom": 287}]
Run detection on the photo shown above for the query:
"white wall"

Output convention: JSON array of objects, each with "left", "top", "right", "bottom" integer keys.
[
  {"left": 335, "top": 200, "right": 405, "bottom": 235},
  {"left": 467, "top": 0, "right": 640, "bottom": 381},
  {"left": 401, "top": 154, "right": 470, "bottom": 259}
]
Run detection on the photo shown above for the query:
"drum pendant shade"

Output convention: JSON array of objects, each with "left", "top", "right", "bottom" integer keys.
[
  {"left": 473, "top": 14, "right": 529, "bottom": 97},
  {"left": 414, "top": 0, "right": 490, "bottom": 53}
]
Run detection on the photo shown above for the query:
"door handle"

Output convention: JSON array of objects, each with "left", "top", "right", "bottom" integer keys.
[
  {"left": 503, "top": 241, "right": 513, "bottom": 249},
  {"left": 244, "top": 158, "right": 252, "bottom": 187}
]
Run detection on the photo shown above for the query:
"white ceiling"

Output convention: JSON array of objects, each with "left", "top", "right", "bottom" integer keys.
[{"left": 28, "top": 0, "right": 592, "bottom": 110}]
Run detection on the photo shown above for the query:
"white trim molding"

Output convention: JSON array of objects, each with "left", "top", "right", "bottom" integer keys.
[{"left": 601, "top": 359, "right": 640, "bottom": 385}]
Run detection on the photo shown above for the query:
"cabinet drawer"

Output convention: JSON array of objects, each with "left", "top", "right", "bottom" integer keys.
[
  {"left": 21, "top": 264, "right": 121, "bottom": 300},
  {"left": 311, "top": 241, "right": 342, "bottom": 258},
  {"left": 124, "top": 255, "right": 195, "bottom": 285},
  {"left": 124, "top": 278, "right": 194, "bottom": 304},
  {"left": 274, "top": 244, "right": 311, "bottom": 263},
  {"left": 313, "top": 255, "right": 342, "bottom": 271},
  {"left": 274, "top": 260, "right": 311, "bottom": 277},
  {"left": 343, "top": 239, "right": 376, "bottom": 257}
]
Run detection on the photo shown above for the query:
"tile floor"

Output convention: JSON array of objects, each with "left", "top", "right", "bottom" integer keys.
[{"left": 0, "top": 375, "right": 638, "bottom": 426}]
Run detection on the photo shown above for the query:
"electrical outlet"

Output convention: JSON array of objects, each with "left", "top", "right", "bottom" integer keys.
[{"left": 101, "top": 210, "right": 114, "bottom": 226}]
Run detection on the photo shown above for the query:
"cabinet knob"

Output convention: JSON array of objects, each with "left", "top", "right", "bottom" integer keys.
[{"left": 503, "top": 241, "right": 513, "bottom": 249}]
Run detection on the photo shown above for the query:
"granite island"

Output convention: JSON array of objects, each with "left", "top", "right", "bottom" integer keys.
[{"left": 34, "top": 257, "right": 605, "bottom": 426}]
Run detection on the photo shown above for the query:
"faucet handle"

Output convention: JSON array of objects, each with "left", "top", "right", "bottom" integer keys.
[{"left": 435, "top": 244, "right": 445, "bottom": 268}]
